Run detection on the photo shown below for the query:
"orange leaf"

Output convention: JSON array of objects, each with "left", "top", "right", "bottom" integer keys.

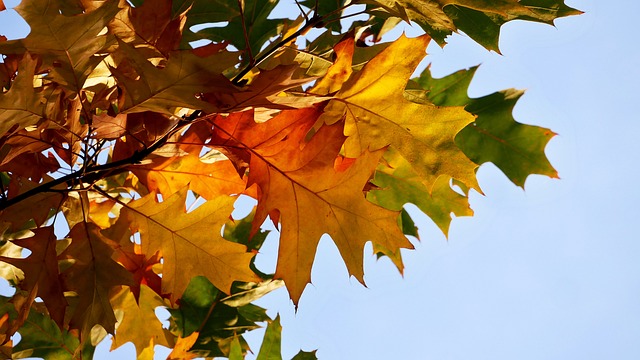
[
  {"left": 131, "top": 153, "right": 246, "bottom": 200},
  {"left": 167, "top": 331, "right": 199, "bottom": 360},
  {"left": 212, "top": 107, "right": 412, "bottom": 304}
]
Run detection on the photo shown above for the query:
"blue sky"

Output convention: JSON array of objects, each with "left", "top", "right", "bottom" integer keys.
[{"left": 2, "top": 0, "right": 639, "bottom": 359}]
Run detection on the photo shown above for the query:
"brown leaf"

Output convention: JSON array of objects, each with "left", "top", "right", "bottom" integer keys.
[
  {"left": 1, "top": 177, "right": 64, "bottom": 232},
  {"left": 204, "top": 65, "right": 326, "bottom": 112},
  {"left": 59, "top": 221, "right": 134, "bottom": 337},
  {"left": 0, "top": 227, "right": 67, "bottom": 326}
]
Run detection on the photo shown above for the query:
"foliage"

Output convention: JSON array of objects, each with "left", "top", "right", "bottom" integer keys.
[{"left": 0, "top": 0, "right": 578, "bottom": 358}]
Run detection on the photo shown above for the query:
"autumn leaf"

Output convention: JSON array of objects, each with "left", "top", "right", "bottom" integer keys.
[
  {"left": 110, "top": 285, "right": 172, "bottom": 358},
  {"left": 121, "top": 188, "right": 259, "bottom": 299},
  {"left": 356, "top": 0, "right": 582, "bottom": 51},
  {"left": 0, "top": 177, "right": 64, "bottom": 233},
  {"left": 0, "top": 227, "right": 67, "bottom": 326},
  {"left": 0, "top": 0, "right": 576, "bottom": 356},
  {"left": 59, "top": 222, "right": 134, "bottom": 338},
  {"left": 0, "top": 0, "right": 120, "bottom": 94},
  {"left": 167, "top": 331, "right": 199, "bottom": 360},
  {"left": 319, "top": 35, "right": 479, "bottom": 191},
  {"left": 368, "top": 148, "right": 473, "bottom": 236},
  {"left": 212, "top": 107, "right": 412, "bottom": 303},
  {"left": 0, "top": 54, "right": 45, "bottom": 138},
  {"left": 109, "top": 0, "right": 185, "bottom": 57},
  {"left": 204, "top": 65, "right": 326, "bottom": 112},
  {"left": 415, "top": 66, "right": 558, "bottom": 187},
  {"left": 0, "top": 237, "right": 23, "bottom": 286},
  {"left": 130, "top": 153, "right": 246, "bottom": 200},
  {"left": 110, "top": 40, "right": 238, "bottom": 114}
]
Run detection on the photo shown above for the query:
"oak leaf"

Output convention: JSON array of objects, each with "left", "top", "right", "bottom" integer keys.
[
  {"left": 320, "top": 35, "right": 479, "bottom": 191},
  {"left": 110, "top": 285, "right": 172, "bottom": 358},
  {"left": 111, "top": 40, "right": 238, "bottom": 114},
  {"left": 59, "top": 222, "right": 134, "bottom": 338},
  {"left": 415, "top": 66, "right": 559, "bottom": 187},
  {"left": 11, "top": 307, "right": 85, "bottom": 360},
  {"left": 0, "top": 0, "right": 121, "bottom": 94},
  {"left": 0, "top": 54, "right": 45, "bottom": 138},
  {"left": 356, "top": 0, "right": 582, "bottom": 51},
  {"left": 212, "top": 107, "right": 412, "bottom": 304},
  {"left": 368, "top": 148, "right": 473, "bottom": 236},
  {"left": 130, "top": 153, "right": 246, "bottom": 200},
  {"left": 121, "top": 188, "right": 259, "bottom": 299},
  {"left": 0, "top": 227, "right": 67, "bottom": 326}
]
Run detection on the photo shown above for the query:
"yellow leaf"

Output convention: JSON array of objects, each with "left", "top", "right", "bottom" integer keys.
[
  {"left": 320, "top": 35, "right": 479, "bottom": 191},
  {"left": 167, "top": 331, "right": 199, "bottom": 360},
  {"left": 110, "top": 285, "right": 172, "bottom": 357},
  {"left": 122, "top": 188, "right": 259, "bottom": 299}
]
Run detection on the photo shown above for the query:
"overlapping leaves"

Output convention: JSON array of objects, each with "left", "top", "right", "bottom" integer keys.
[{"left": 0, "top": 0, "right": 573, "bottom": 358}]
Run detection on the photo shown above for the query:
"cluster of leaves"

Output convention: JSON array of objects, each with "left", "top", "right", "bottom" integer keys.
[{"left": 0, "top": 0, "right": 579, "bottom": 358}]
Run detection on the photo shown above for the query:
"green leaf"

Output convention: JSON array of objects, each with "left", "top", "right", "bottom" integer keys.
[
  {"left": 169, "top": 276, "right": 269, "bottom": 358},
  {"left": 224, "top": 210, "right": 270, "bottom": 252},
  {"left": 291, "top": 349, "right": 318, "bottom": 360},
  {"left": 256, "top": 314, "right": 282, "bottom": 360},
  {"left": 178, "top": 0, "right": 287, "bottom": 62},
  {"left": 356, "top": 0, "right": 582, "bottom": 51},
  {"left": 12, "top": 309, "right": 81, "bottom": 360},
  {"left": 228, "top": 335, "right": 244, "bottom": 360},
  {"left": 369, "top": 148, "right": 473, "bottom": 236},
  {"left": 399, "top": 208, "right": 419, "bottom": 238},
  {"left": 300, "top": 0, "right": 349, "bottom": 32},
  {"left": 415, "top": 66, "right": 559, "bottom": 187}
]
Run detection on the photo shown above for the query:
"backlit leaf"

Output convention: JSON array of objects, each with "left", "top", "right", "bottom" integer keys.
[
  {"left": 212, "top": 108, "right": 412, "bottom": 304},
  {"left": 121, "top": 188, "right": 259, "bottom": 299}
]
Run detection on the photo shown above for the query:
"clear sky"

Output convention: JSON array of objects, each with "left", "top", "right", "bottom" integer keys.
[{"left": 2, "top": 0, "right": 639, "bottom": 359}]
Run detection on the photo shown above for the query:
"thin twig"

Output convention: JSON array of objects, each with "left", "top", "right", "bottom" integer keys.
[
  {"left": 231, "top": 14, "right": 325, "bottom": 85},
  {"left": 0, "top": 119, "right": 190, "bottom": 211},
  {"left": 294, "top": 0, "right": 309, "bottom": 22}
]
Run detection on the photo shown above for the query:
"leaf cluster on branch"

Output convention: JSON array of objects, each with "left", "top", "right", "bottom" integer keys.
[{"left": 0, "top": 0, "right": 579, "bottom": 358}]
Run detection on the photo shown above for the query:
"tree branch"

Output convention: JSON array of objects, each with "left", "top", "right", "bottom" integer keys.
[{"left": 0, "top": 120, "right": 184, "bottom": 211}]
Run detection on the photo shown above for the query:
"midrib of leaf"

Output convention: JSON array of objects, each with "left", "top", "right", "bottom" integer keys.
[
  {"left": 212, "top": 123, "right": 392, "bottom": 231},
  {"left": 97, "top": 189, "right": 240, "bottom": 270}
]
